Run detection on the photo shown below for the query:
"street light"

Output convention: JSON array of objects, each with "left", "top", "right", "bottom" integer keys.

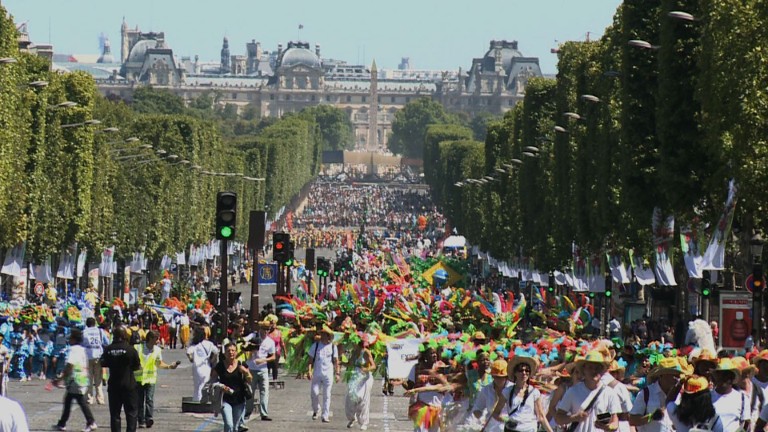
[
  {"left": 581, "top": 94, "right": 601, "bottom": 103},
  {"left": 628, "top": 40, "right": 660, "bottom": 50},
  {"left": 668, "top": 11, "right": 695, "bottom": 22},
  {"left": 752, "top": 233, "right": 764, "bottom": 347},
  {"left": 0, "top": 57, "right": 18, "bottom": 64},
  {"left": 554, "top": 126, "right": 568, "bottom": 133}
]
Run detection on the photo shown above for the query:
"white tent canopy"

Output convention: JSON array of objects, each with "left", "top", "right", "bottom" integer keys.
[{"left": 443, "top": 235, "right": 466, "bottom": 248}]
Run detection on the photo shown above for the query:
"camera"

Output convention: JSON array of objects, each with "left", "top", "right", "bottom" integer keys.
[
  {"left": 596, "top": 413, "right": 611, "bottom": 424},
  {"left": 504, "top": 420, "right": 519, "bottom": 432}
]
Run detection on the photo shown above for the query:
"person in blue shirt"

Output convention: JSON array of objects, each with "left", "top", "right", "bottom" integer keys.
[{"left": 32, "top": 327, "right": 49, "bottom": 379}]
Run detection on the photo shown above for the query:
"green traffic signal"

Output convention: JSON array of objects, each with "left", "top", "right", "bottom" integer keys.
[
  {"left": 604, "top": 290, "right": 612, "bottom": 298},
  {"left": 219, "top": 226, "right": 233, "bottom": 238},
  {"left": 589, "top": 292, "right": 595, "bottom": 298},
  {"left": 285, "top": 258, "right": 293, "bottom": 266},
  {"left": 702, "top": 288, "right": 711, "bottom": 297}
]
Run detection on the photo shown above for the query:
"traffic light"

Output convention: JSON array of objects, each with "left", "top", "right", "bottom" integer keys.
[
  {"left": 754, "top": 263, "right": 764, "bottom": 292},
  {"left": 547, "top": 285, "right": 555, "bottom": 293},
  {"left": 604, "top": 286, "right": 613, "bottom": 298},
  {"left": 283, "top": 241, "right": 295, "bottom": 266},
  {"left": 215, "top": 192, "right": 237, "bottom": 240},
  {"left": 316, "top": 258, "right": 329, "bottom": 277},
  {"left": 334, "top": 261, "right": 342, "bottom": 277},
  {"left": 273, "top": 232, "right": 290, "bottom": 263},
  {"left": 589, "top": 291, "right": 596, "bottom": 299},
  {"left": 701, "top": 279, "right": 712, "bottom": 298}
]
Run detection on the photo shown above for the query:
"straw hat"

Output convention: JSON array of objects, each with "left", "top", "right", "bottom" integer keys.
[
  {"left": 490, "top": 359, "right": 509, "bottom": 377},
  {"left": 508, "top": 354, "right": 540, "bottom": 376},
  {"left": 732, "top": 356, "right": 757, "bottom": 375},
  {"left": 576, "top": 351, "right": 612, "bottom": 369},
  {"left": 713, "top": 357, "right": 738, "bottom": 374},
  {"left": 648, "top": 357, "right": 689, "bottom": 380},
  {"left": 692, "top": 349, "right": 718, "bottom": 366},
  {"left": 683, "top": 375, "right": 710, "bottom": 394},
  {"left": 563, "top": 355, "right": 585, "bottom": 375},
  {"left": 258, "top": 320, "right": 272, "bottom": 329},
  {"left": 608, "top": 360, "right": 625, "bottom": 373},
  {"left": 473, "top": 331, "right": 487, "bottom": 341},
  {"left": 752, "top": 349, "right": 768, "bottom": 365}
]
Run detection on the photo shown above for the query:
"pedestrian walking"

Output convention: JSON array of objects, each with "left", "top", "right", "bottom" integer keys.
[
  {"left": 134, "top": 330, "right": 180, "bottom": 428},
  {"left": 187, "top": 328, "right": 219, "bottom": 402},
  {"left": 244, "top": 320, "right": 275, "bottom": 422},
  {"left": 101, "top": 325, "right": 141, "bottom": 432},
  {"left": 0, "top": 333, "right": 10, "bottom": 397},
  {"left": 82, "top": 317, "right": 109, "bottom": 405},
  {"left": 344, "top": 335, "right": 375, "bottom": 430},
  {"left": 53, "top": 329, "right": 98, "bottom": 432},
  {"left": 210, "top": 343, "right": 252, "bottom": 432},
  {"left": 308, "top": 325, "right": 340, "bottom": 423}
]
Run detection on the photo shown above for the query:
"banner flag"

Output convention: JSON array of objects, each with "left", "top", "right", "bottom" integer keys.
[
  {"left": 607, "top": 253, "right": 630, "bottom": 284},
  {"left": 76, "top": 248, "right": 87, "bottom": 278},
  {"left": 176, "top": 252, "right": 186, "bottom": 266},
  {"left": 702, "top": 180, "right": 737, "bottom": 270},
  {"left": 652, "top": 208, "right": 677, "bottom": 286},
  {"left": 1, "top": 242, "right": 26, "bottom": 277},
  {"left": 629, "top": 249, "right": 657, "bottom": 286},
  {"left": 680, "top": 224, "right": 704, "bottom": 278},
  {"left": 100, "top": 246, "right": 115, "bottom": 276},
  {"left": 56, "top": 243, "right": 77, "bottom": 280}
]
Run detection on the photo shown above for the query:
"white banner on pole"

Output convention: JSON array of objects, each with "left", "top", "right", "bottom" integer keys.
[{"left": 386, "top": 338, "right": 422, "bottom": 381}]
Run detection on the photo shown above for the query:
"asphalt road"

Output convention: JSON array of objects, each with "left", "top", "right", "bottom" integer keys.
[{"left": 9, "top": 346, "right": 413, "bottom": 431}]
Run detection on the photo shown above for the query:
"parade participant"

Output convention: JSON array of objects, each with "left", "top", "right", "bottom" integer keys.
[
  {"left": 491, "top": 355, "right": 552, "bottom": 432},
  {"left": 405, "top": 346, "right": 450, "bottom": 432},
  {"left": 629, "top": 357, "right": 685, "bottom": 432},
  {"left": 31, "top": 328, "right": 49, "bottom": 380},
  {"left": 469, "top": 358, "right": 511, "bottom": 431},
  {"left": 101, "top": 325, "right": 141, "bottom": 432},
  {"left": 266, "top": 316, "right": 285, "bottom": 382},
  {"left": 606, "top": 360, "right": 633, "bottom": 432},
  {"left": 0, "top": 333, "right": 10, "bottom": 396},
  {"left": 83, "top": 317, "right": 109, "bottom": 405},
  {"left": 210, "top": 343, "right": 252, "bottom": 432},
  {"left": 667, "top": 375, "right": 724, "bottom": 432},
  {"left": 547, "top": 358, "right": 582, "bottom": 428},
  {"left": 0, "top": 393, "right": 29, "bottom": 432},
  {"left": 168, "top": 314, "right": 178, "bottom": 350},
  {"left": 179, "top": 313, "right": 191, "bottom": 349},
  {"left": 752, "top": 350, "right": 768, "bottom": 418},
  {"left": 186, "top": 327, "right": 219, "bottom": 403},
  {"left": 465, "top": 350, "right": 493, "bottom": 409},
  {"left": 344, "top": 335, "right": 375, "bottom": 430},
  {"left": 134, "top": 330, "right": 180, "bottom": 428},
  {"left": 308, "top": 325, "right": 340, "bottom": 423},
  {"left": 555, "top": 352, "right": 621, "bottom": 432},
  {"left": 244, "top": 320, "right": 275, "bottom": 422},
  {"left": 53, "top": 329, "right": 98, "bottom": 432},
  {"left": 692, "top": 349, "right": 718, "bottom": 378},
  {"left": 710, "top": 358, "right": 751, "bottom": 432}
]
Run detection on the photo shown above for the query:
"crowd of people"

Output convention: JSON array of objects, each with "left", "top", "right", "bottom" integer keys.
[{"left": 1, "top": 181, "right": 764, "bottom": 432}]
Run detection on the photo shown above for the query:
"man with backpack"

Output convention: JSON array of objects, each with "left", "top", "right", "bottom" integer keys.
[{"left": 629, "top": 357, "right": 684, "bottom": 432}]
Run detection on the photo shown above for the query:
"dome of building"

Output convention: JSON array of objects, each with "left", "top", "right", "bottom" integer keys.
[
  {"left": 280, "top": 46, "right": 321, "bottom": 69},
  {"left": 127, "top": 39, "right": 158, "bottom": 64},
  {"left": 481, "top": 40, "right": 524, "bottom": 73}
]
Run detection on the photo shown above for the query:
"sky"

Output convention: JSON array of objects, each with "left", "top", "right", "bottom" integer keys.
[{"left": 4, "top": 0, "right": 622, "bottom": 75}]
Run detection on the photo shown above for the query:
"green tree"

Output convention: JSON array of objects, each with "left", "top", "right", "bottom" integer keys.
[
  {"left": 388, "top": 98, "right": 458, "bottom": 158},
  {"left": 132, "top": 86, "right": 186, "bottom": 115},
  {"left": 299, "top": 105, "right": 354, "bottom": 151}
]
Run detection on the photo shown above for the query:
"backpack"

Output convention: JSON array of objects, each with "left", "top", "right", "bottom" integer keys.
[
  {"left": 129, "top": 328, "right": 142, "bottom": 345},
  {"left": 689, "top": 415, "right": 719, "bottom": 432}
]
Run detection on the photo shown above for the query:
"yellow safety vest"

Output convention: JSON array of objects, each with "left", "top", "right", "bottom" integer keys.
[{"left": 134, "top": 344, "right": 161, "bottom": 385}]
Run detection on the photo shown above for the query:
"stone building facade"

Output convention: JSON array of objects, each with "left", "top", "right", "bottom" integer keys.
[{"left": 57, "top": 22, "right": 543, "bottom": 151}]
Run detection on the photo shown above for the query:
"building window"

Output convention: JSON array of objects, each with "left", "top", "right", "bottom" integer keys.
[
  {"left": 362, "top": 96, "right": 367, "bottom": 103},
  {"left": 406, "top": 97, "right": 411, "bottom": 103},
  {"left": 311, "top": 95, "right": 316, "bottom": 101},
  {"left": 285, "top": 94, "right": 291, "bottom": 101},
  {"left": 270, "top": 94, "right": 275, "bottom": 101},
  {"left": 232, "top": 93, "right": 237, "bottom": 99},
  {"left": 326, "top": 95, "right": 331, "bottom": 102},
  {"left": 346, "top": 95, "right": 351, "bottom": 102},
  {"left": 391, "top": 96, "right": 396, "bottom": 103}
]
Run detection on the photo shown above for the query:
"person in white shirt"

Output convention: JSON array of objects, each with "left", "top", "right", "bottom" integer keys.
[
  {"left": 667, "top": 375, "right": 724, "bottom": 432},
  {"left": 308, "top": 326, "right": 340, "bottom": 423},
  {"left": 245, "top": 321, "right": 275, "bottom": 422},
  {"left": 82, "top": 317, "right": 109, "bottom": 405},
  {"left": 555, "top": 352, "right": 621, "bottom": 432},
  {"left": 0, "top": 393, "right": 29, "bottom": 432},
  {"left": 606, "top": 361, "right": 633, "bottom": 432},
  {"left": 161, "top": 275, "right": 172, "bottom": 302},
  {"left": 53, "top": 329, "right": 97, "bottom": 432},
  {"left": 751, "top": 350, "right": 768, "bottom": 417},
  {"left": 629, "top": 357, "right": 683, "bottom": 432},
  {"left": 490, "top": 356, "right": 552, "bottom": 432},
  {"left": 710, "top": 358, "right": 751, "bottom": 432},
  {"left": 185, "top": 328, "right": 219, "bottom": 402},
  {"left": 470, "top": 359, "right": 512, "bottom": 431}
]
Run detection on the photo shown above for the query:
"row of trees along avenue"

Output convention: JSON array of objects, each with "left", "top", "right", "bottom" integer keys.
[
  {"left": 0, "top": 5, "right": 353, "bottom": 267},
  {"left": 395, "top": 0, "right": 768, "bottom": 281}
]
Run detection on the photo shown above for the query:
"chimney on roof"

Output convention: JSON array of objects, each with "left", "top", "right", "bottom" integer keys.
[
  {"left": 315, "top": 44, "right": 321, "bottom": 57},
  {"left": 277, "top": 43, "right": 283, "bottom": 58}
]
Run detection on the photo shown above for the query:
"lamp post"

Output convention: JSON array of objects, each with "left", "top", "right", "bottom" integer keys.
[{"left": 751, "top": 233, "right": 764, "bottom": 348}]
